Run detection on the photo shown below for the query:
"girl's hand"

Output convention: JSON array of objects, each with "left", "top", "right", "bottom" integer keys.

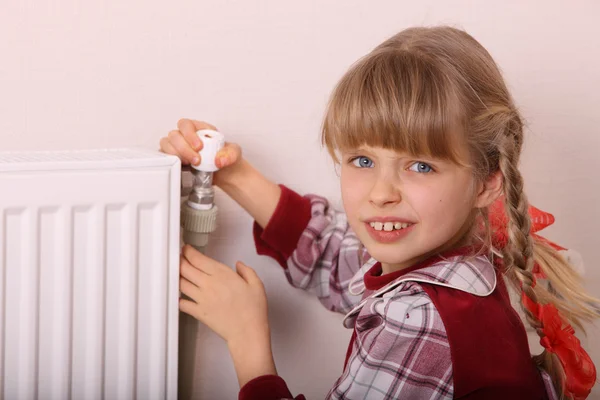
[
  {"left": 159, "top": 118, "right": 242, "bottom": 170},
  {"left": 179, "top": 245, "right": 277, "bottom": 387},
  {"left": 179, "top": 244, "right": 269, "bottom": 346}
]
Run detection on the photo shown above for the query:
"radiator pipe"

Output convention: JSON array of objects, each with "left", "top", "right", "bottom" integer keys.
[
  {"left": 180, "top": 129, "right": 224, "bottom": 253},
  {"left": 178, "top": 129, "right": 224, "bottom": 400}
]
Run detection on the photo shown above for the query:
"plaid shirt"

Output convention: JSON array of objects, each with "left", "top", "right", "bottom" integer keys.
[{"left": 240, "top": 186, "right": 558, "bottom": 400}]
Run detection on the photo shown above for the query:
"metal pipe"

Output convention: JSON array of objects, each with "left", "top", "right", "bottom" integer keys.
[{"left": 178, "top": 130, "right": 224, "bottom": 399}]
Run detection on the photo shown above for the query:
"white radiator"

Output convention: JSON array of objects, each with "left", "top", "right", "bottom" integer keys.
[{"left": 0, "top": 149, "right": 181, "bottom": 400}]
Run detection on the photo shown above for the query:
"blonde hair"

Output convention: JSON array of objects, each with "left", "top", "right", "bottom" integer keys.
[{"left": 321, "top": 26, "right": 599, "bottom": 396}]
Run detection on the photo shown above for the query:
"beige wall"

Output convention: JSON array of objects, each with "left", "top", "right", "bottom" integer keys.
[{"left": 2, "top": 0, "right": 599, "bottom": 398}]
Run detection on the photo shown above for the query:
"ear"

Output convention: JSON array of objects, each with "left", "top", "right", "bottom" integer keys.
[{"left": 474, "top": 171, "right": 503, "bottom": 208}]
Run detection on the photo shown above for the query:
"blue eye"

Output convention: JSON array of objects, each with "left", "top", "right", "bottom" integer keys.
[
  {"left": 351, "top": 156, "right": 374, "bottom": 168},
  {"left": 409, "top": 162, "right": 433, "bottom": 173}
]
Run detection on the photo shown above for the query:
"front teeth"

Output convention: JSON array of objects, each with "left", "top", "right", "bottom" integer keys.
[{"left": 370, "top": 221, "right": 411, "bottom": 231}]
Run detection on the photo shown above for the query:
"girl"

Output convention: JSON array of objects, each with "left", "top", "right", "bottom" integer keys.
[{"left": 160, "top": 26, "right": 598, "bottom": 399}]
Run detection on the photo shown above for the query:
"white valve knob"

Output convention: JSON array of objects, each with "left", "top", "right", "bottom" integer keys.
[{"left": 192, "top": 129, "right": 225, "bottom": 172}]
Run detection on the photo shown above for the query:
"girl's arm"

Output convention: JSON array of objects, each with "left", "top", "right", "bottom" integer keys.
[
  {"left": 227, "top": 331, "right": 277, "bottom": 388},
  {"left": 215, "top": 158, "right": 281, "bottom": 229},
  {"left": 252, "top": 184, "right": 365, "bottom": 314}
]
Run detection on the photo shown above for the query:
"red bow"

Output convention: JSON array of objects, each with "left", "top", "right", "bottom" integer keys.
[
  {"left": 522, "top": 290, "right": 597, "bottom": 399},
  {"left": 490, "top": 198, "right": 597, "bottom": 399}
]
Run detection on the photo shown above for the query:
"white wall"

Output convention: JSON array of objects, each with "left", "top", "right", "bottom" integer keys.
[{"left": 2, "top": 0, "right": 599, "bottom": 398}]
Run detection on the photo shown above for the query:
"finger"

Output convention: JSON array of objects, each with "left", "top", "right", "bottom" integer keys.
[
  {"left": 179, "top": 276, "right": 201, "bottom": 302},
  {"left": 190, "top": 119, "right": 218, "bottom": 132},
  {"left": 180, "top": 123, "right": 203, "bottom": 152},
  {"left": 235, "top": 261, "right": 261, "bottom": 286},
  {"left": 177, "top": 118, "right": 217, "bottom": 132},
  {"left": 180, "top": 255, "right": 209, "bottom": 287},
  {"left": 189, "top": 120, "right": 218, "bottom": 152},
  {"left": 182, "top": 245, "right": 218, "bottom": 275},
  {"left": 168, "top": 130, "right": 200, "bottom": 166},
  {"left": 179, "top": 298, "right": 200, "bottom": 319},
  {"left": 159, "top": 137, "right": 181, "bottom": 158},
  {"left": 177, "top": 119, "right": 218, "bottom": 151},
  {"left": 215, "top": 142, "right": 242, "bottom": 169},
  {"left": 183, "top": 130, "right": 202, "bottom": 152}
]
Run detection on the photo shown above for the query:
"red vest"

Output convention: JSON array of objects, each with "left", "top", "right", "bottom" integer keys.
[
  {"left": 343, "top": 268, "right": 549, "bottom": 399},
  {"left": 421, "top": 274, "right": 547, "bottom": 399}
]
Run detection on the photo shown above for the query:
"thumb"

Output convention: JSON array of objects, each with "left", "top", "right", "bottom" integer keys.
[
  {"left": 215, "top": 142, "right": 242, "bottom": 168},
  {"left": 235, "top": 261, "right": 260, "bottom": 285}
]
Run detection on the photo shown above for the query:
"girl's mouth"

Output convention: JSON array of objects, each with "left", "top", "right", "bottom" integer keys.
[{"left": 365, "top": 221, "right": 415, "bottom": 243}]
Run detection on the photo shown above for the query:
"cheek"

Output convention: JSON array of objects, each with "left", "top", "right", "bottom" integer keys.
[
  {"left": 340, "top": 170, "right": 368, "bottom": 216},
  {"left": 409, "top": 179, "right": 474, "bottom": 228},
  {"left": 409, "top": 189, "right": 448, "bottom": 222},
  {"left": 340, "top": 176, "right": 358, "bottom": 211}
]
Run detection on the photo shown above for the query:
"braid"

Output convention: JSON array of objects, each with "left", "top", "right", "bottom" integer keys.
[
  {"left": 498, "top": 136, "right": 541, "bottom": 332},
  {"left": 497, "top": 116, "right": 567, "bottom": 395}
]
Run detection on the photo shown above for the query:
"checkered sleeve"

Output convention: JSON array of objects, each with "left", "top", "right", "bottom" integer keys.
[
  {"left": 253, "top": 185, "right": 364, "bottom": 314},
  {"left": 327, "top": 282, "right": 454, "bottom": 399}
]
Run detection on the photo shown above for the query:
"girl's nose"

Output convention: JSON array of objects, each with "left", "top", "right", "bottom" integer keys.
[{"left": 369, "top": 176, "right": 402, "bottom": 208}]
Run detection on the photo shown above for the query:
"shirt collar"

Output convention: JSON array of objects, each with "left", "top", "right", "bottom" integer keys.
[
  {"left": 348, "top": 245, "right": 497, "bottom": 300},
  {"left": 363, "top": 246, "right": 481, "bottom": 291},
  {"left": 342, "top": 247, "right": 497, "bottom": 328}
]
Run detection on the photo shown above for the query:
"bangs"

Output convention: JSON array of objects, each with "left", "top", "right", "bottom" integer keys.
[{"left": 322, "top": 50, "right": 469, "bottom": 166}]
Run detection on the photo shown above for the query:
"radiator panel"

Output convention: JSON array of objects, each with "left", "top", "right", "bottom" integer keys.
[{"left": 0, "top": 150, "right": 180, "bottom": 400}]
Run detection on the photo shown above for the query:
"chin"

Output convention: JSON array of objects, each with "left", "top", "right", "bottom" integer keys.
[
  {"left": 362, "top": 243, "right": 412, "bottom": 266},
  {"left": 378, "top": 255, "right": 413, "bottom": 267}
]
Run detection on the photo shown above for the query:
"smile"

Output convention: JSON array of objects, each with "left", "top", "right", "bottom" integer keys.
[
  {"left": 365, "top": 222, "right": 415, "bottom": 244},
  {"left": 369, "top": 221, "right": 413, "bottom": 231}
]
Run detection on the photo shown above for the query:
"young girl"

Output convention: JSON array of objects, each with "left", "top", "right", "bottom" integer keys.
[{"left": 160, "top": 26, "right": 598, "bottom": 399}]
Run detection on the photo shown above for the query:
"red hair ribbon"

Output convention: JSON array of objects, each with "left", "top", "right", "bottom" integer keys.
[
  {"left": 521, "top": 284, "right": 597, "bottom": 399},
  {"left": 490, "top": 198, "right": 597, "bottom": 398},
  {"left": 488, "top": 197, "right": 565, "bottom": 278}
]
